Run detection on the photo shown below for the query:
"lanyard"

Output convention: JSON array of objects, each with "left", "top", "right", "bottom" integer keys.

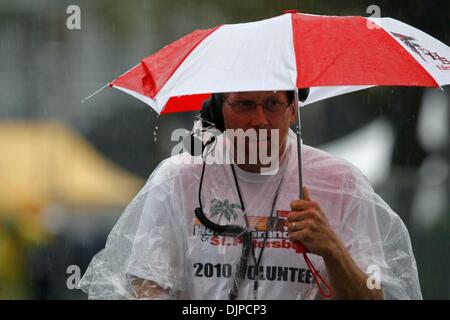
[{"left": 230, "top": 163, "right": 286, "bottom": 300}]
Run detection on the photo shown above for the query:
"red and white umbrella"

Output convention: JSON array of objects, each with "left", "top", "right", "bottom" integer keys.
[
  {"left": 99, "top": 9, "right": 450, "bottom": 201},
  {"left": 107, "top": 10, "right": 450, "bottom": 114}
]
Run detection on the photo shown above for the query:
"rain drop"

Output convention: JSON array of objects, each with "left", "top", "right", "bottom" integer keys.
[{"left": 153, "top": 125, "right": 158, "bottom": 142}]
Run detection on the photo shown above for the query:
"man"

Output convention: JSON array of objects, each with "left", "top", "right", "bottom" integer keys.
[{"left": 79, "top": 90, "right": 422, "bottom": 300}]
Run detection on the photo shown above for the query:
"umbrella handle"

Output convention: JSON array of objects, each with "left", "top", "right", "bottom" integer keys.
[
  {"left": 294, "top": 89, "right": 304, "bottom": 200},
  {"left": 294, "top": 90, "right": 333, "bottom": 299}
]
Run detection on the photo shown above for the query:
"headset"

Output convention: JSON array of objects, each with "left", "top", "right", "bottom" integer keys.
[{"left": 186, "top": 89, "right": 311, "bottom": 299}]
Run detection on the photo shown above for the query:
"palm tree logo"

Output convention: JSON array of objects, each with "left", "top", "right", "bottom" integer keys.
[
  {"left": 210, "top": 199, "right": 242, "bottom": 222},
  {"left": 391, "top": 32, "right": 427, "bottom": 62}
]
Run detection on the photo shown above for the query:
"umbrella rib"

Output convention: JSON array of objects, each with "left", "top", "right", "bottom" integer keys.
[{"left": 81, "top": 83, "right": 110, "bottom": 104}]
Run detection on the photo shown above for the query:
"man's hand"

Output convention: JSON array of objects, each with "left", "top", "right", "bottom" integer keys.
[
  {"left": 287, "top": 187, "right": 341, "bottom": 258},
  {"left": 287, "top": 186, "right": 384, "bottom": 300},
  {"left": 128, "top": 276, "right": 171, "bottom": 299}
]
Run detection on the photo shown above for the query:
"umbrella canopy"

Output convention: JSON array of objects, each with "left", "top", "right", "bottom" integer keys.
[{"left": 108, "top": 11, "right": 450, "bottom": 114}]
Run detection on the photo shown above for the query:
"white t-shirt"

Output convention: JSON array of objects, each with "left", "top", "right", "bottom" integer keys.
[{"left": 80, "top": 131, "right": 422, "bottom": 300}]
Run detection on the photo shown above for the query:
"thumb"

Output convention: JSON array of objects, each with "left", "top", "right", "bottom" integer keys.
[{"left": 303, "top": 186, "right": 312, "bottom": 201}]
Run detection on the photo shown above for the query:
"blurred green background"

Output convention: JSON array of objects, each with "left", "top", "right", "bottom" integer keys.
[{"left": 0, "top": 0, "right": 448, "bottom": 299}]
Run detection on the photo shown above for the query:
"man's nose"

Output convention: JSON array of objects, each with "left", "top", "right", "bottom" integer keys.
[{"left": 249, "top": 105, "right": 270, "bottom": 128}]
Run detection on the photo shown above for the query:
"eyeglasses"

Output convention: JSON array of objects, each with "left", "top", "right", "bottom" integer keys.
[{"left": 224, "top": 97, "right": 291, "bottom": 115}]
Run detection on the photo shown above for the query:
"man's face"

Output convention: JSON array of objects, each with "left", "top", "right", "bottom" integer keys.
[{"left": 222, "top": 91, "right": 296, "bottom": 165}]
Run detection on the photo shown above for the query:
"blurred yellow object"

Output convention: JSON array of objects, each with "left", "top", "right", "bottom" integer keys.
[
  {"left": 0, "top": 219, "right": 28, "bottom": 299},
  {"left": 0, "top": 121, "right": 145, "bottom": 299},
  {"left": 0, "top": 121, "right": 145, "bottom": 213}
]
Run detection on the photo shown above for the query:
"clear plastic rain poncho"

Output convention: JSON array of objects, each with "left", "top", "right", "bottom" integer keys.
[{"left": 79, "top": 129, "right": 422, "bottom": 300}]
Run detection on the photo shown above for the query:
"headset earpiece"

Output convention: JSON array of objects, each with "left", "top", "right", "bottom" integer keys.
[
  {"left": 298, "top": 88, "right": 310, "bottom": 102},
  {"left": 200, "top": 100, "right": 215, "bottom": 128},
  {"left": 200, "top": 93, "right": 225, "bottom": 132}
]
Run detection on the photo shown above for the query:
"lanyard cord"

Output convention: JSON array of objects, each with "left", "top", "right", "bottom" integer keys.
[
  {"left": 197, "top": 155, "right": 252, "bottom": 300},
  {"left": 230, "top": 164, "right": 285, "bottom": 299}
]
